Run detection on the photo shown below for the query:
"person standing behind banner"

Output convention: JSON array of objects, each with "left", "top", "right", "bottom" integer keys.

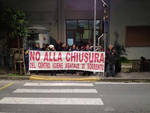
[
  {"left": 62, "top": 42, "right": 68, "bottom": 51},
  {"left": 69, "top": 44, "right": 78, "bottom": 74},
  {"left": 71, "top": 44, "right": 78, "bottom": 51},
  {"left": 33, "top": 43, "right": 41, "bottom": 51},
  {"left": 82, "top": 44, "right": 92, "bottom": 76},
  {"left": 42, "top": 43, "right": 46, "bottom": 51},
  {"left": 56, "top": 40, "right": 62, "bottom": 51},
  {"left": 33, "top": 43, "right": 41, "bottom": 75},
  {"left": 106, "top": 45, "right": 117, "bottom": 77},
  {"left": 47, "top": 45, "right": 56, "bottom": 76}
]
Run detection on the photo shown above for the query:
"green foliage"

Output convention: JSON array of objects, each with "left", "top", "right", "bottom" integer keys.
[
  {"left": 8, "top": 73, "right": 22, "bottom": 76},
  {"left": 114, "top": 40, "right": 126, "bottom": 56},
  {"left": 0, "top": 8, "right": 28, "bottom": 38},
  {"left": 120, "top": 56, "right": 129, "bottom": 63},
  {"left": 113, "top": 36, "right": 129, "bottom": 63},
  {"left": 0, "top": 8, "right": 28, "bottom": 50}
]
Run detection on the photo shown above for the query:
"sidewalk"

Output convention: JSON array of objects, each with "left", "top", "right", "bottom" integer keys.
[
  {"left": 0, "top": 72, "right": 150, "bottom": 82},
  {"left": 100, "top": 72, "right": 150, "bottom": 82}
]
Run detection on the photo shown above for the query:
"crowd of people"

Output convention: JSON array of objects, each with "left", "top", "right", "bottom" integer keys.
[
  {"left": 24, "top": 40, "right": 150, "bottom": 76},
  {"left": 24, "top": 40, "right": 104, "bottom": 75},
  {"left": 24, "top": 40, "right": 123, "bottom": 77},
  {"left": 32, "top": 40, "right": 100, "bottom": 52}
]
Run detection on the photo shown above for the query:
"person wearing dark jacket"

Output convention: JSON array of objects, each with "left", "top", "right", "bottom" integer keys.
[
  {"left": 83, "top": 44, "right": 92, "bottom": 76},
  {"left": 106, "top": 45, "right": 117, "bottom": 77},
  {"left": 24, "top": 50, "right": 29, "bottom": 74},
  {"left": 140, "top": 56, "right": 148, "bottom": 72},
  {"left": 55, "top": 40, "right": 62, "bottom": 51},
  {"left": 33, "top": 43, "right": 41, "bottom": 74},
  {"left": 71, "top": 44, "right": 78, "bottom": 51},
  {"left": 34, "top": 43, "right": 41, "bottom": 51},
  {"left": 42, "top": 43, "right": 46, "bottom": 51},
  {"left": 61, "top": 43, "right": 68, "bottom": 51}
]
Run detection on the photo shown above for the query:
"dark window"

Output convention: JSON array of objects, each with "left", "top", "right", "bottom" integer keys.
[
  {"left": 66, "top": 20, "right": 77, "bottom": 29},
  {"left": 78, "top": 20, "right": 88, "bottom": 29},
  {"left": 66, "top": 19, "right": 102, "bottom": 46},
  {"left": 126, "top": 26, "right": 150, "bottom": 47}
]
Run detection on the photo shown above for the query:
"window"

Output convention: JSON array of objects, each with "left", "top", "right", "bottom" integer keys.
[
  {"left": 126, "top": 26, "right": 150, "bottom": 47},
  {"left": 66, "top": 20, "right": 77, "bottom": 29},
  {"left": 78, "top": 20, "right": 88, "bottom": 29},
  {"left": 66, "top": 19, "right": 102, "bottom": 46}
]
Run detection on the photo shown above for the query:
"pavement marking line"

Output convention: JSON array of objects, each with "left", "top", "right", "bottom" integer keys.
[
  {"left": 95, "top": 82, "right": 150, "bottom": 85},
  {"left": 0, "top": 97, "right": 104, "bottom": 105},
  {"left": 13, "top": 89, "right": 98, "bottom": 93},
  {"left": 24, "top": 82, "right": 94, "bottom": 86},
  {"left": 0, "top": 82, "right": 14, "bottom": 91}
]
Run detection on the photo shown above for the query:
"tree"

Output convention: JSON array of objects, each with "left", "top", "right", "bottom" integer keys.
[{"left": 0, "top": 8, "right": 28, "bottom": 52}]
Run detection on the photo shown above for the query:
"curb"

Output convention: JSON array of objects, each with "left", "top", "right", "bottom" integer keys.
[
  {"left": 0, "top": 75, "right": 150, "bottom": 82},
  {"left": 29, "top": 75, "right": 100, "bottom": 81},
  {"left": 100, "top": 78, "right": 150, "bottom": 83},
  {"left": 0, "top": 76, "right": 29, "bottom": 80}
]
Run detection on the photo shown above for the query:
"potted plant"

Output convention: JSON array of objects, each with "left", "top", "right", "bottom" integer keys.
[{"left": 114, "top": 38, "right": 132, "bottom": 72}]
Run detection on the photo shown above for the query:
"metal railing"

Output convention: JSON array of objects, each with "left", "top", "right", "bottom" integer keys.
[{"left": 96, "top": 33, "right": 104, "bottom": 51}]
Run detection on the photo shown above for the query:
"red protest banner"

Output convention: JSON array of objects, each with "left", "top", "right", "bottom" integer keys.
[{"left": 29, "top": 51, "right": 105, "bottom": 72}]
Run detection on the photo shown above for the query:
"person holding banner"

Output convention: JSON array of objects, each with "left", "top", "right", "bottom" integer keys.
[
  {"left": 33, "top": 43, "right": 41, "bottom": 75},
  {"left": 82, "top": 44, "right": 93, "bottom": 76},
  {"left": 47, "top": 45, "right": 56, "bottom": 76},
  {"left": 24, "top": 50, "right": 29, "bottom": 74}
]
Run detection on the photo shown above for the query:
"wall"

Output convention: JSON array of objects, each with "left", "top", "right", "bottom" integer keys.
[
  {"left": 1, "top": 0, "right": 58, "bottom": 40},
  {"left": 1, "top": 0, "right": 104, "bottom": 43},
  {"left": 64, "top": 0, "right": 103, "bottom": 19},
  {"left": 110, "top": 0, "right": 150, "bottom": 59}
]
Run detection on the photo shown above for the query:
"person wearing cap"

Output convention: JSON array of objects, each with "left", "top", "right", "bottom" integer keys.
[
  {"left": 46, "top": 44, "right": 55, "bottom": 51},
  {"left": 46, "top": 44, "right": 56, "bottom": 76}
]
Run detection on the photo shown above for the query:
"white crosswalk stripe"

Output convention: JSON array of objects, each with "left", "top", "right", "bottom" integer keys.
[
  {"left": 13, "top": 88, "right": 98, "bottom": 93},
  {"left": 0, "top": 97, "right": 104, "bottom": 105},
  {"left": 0, "top": 82, "right": 104, "bottom": 106},
  {"left": 24, "top": 82, "right": 94, "bottom": 86}
]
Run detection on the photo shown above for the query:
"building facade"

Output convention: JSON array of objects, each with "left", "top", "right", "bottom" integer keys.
[
  {"left": 1, "top": 0, "right": 150, "bottom": 60},
  {"left": 110, "top": 0, "right": 150, "bottom": 59}
]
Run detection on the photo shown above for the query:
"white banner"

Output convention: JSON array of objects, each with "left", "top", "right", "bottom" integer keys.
[{"left": 29, "top": 51, "right": 105, "bottom": 72}]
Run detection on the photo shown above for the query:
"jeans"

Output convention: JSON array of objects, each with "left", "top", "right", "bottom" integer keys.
[{"left": 106, "top": 63, "right": 115, "bottom": 77}]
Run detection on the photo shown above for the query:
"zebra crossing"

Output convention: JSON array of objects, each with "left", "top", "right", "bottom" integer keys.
[{"left": 0, "top": 82, "right": 104, "bottom": 112}]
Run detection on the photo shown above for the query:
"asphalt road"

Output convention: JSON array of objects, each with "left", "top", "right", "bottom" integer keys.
[{"left": 0, "top": 80, "right": 150, "bottom": 113}]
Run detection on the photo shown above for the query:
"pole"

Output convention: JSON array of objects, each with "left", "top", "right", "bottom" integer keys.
[
  {"left": 103, "top": 8, "right": 107, "bottom": 53},
  {"left": 93, "top": 0, "right": 96, "bottom": 51},
  {"left": 103, "top": 17, "right": 106, "bottom": 77},
  {"left": 101, "top": 0, "right": 109, "bottom": 77}
]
